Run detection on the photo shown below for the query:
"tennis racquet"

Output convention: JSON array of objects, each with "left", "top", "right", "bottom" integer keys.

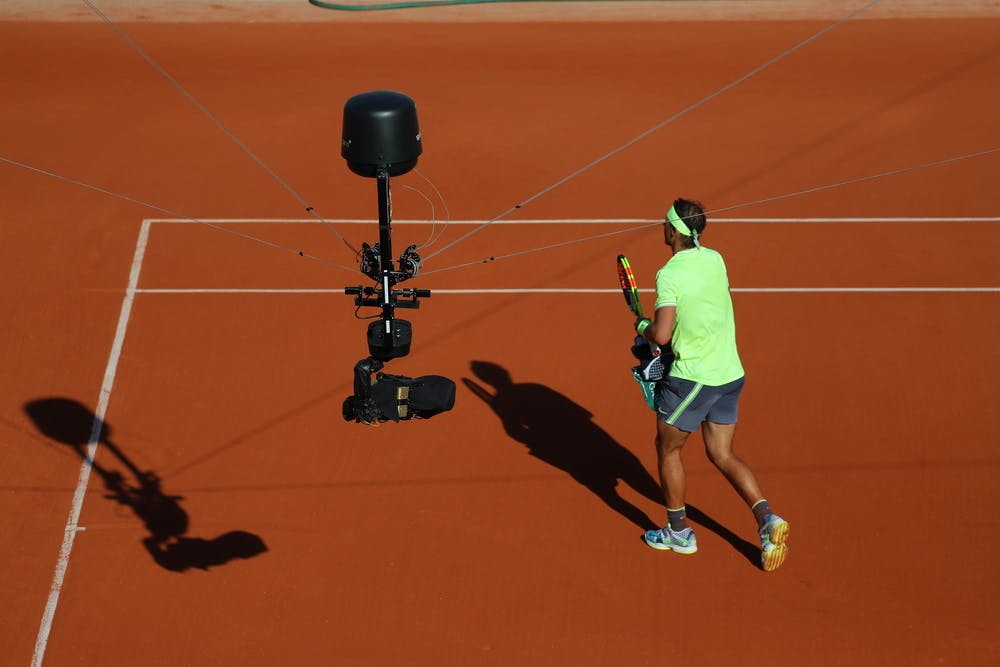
[
  {"left": 616, "top": 254, "right": 643, "bottom": 317},
  {"left": 618, "top": 254, "right": 663, "bottom": 363}
]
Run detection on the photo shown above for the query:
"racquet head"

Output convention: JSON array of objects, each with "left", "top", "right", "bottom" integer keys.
[{"left": 616, "top": 254, "right": 643, "bottom": 318}]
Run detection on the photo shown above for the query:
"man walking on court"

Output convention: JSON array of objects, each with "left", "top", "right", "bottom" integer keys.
[{"left": 634, "top": 198, "right": 789, "bottom": 571}]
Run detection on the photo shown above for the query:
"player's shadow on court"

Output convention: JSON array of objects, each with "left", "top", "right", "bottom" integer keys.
[
  {"left": 24, "top": 397, "right": 267, "bottom": 573},
  {"left": 464, "top": 361, "right": 760, "bottom": 566}
]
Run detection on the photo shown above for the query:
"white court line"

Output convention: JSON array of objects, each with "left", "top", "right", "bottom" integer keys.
[
  {"left": 138, "top": 217, "right": 998, "bottom": 294},
  {"left": 133, "top": 287, "right": 1000, "bottom": 294},
  {"left": 143, "top": 217, "right": 1000, "bottom": 224},
  {"left": 32, "top": 220, "right": 151, "bottom": 667}
]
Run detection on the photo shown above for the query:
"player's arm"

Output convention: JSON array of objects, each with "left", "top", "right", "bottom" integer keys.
[{"left": 636, "top": 305, "right": 675, "bottom": 347}]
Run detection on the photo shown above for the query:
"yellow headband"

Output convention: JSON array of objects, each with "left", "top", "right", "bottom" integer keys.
[{"left": 666, "top": 205, "right": 700, "bottom": 246}]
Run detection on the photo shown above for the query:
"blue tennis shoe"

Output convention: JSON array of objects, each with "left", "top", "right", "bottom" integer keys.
[{"left": 644, "top": 526, "right": 698, "bottom": 554}]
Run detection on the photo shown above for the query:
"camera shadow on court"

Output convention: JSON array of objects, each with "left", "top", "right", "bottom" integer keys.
[{"left": 24, "top": 397, "right": 267, "bottom": 573}]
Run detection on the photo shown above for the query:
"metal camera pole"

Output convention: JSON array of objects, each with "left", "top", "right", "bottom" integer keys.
[
  {"left": 341, "top": 90, "right": 427, "bottom": 360},
  {"left": 375, "top": 166, "right": 395, "bottom": 323}
]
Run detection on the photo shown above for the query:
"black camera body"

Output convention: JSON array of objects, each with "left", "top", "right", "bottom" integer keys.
[{"left": 343, "top": 357, "right": 455, "bottom": 425}]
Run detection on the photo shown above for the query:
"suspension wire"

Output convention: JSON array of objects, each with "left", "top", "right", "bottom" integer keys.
[
  {"left": 413, "top": 168, "right": 452, "bottom": 249},
  {"left": 422, "top": 0, "right": 884, "bottom": 263},
  {"left": 700, "top": 148, "right": 998, "bottom": 216},
  {"left": 80, "top": 0, "right": 360, "bottom": 257},
  {"left": 418, "top": 146, "right": 1000, "bottom": 277},
  {"left": 0, "top": 155, "right": 360, "bottom": 274},
  {"left": 397, "top": 184, "right": 439, "bottom": 248}
]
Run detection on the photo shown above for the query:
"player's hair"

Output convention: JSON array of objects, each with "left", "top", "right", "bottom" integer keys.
[{"left": 672, "top": 198, "right": 706, "bottom": 249}]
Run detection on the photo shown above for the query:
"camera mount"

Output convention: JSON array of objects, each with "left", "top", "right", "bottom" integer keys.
[{"left": 341, "top": 91, "right": 430, "bottom": 361}]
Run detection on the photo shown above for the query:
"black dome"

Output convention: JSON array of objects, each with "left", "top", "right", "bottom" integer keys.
[{"left": 342, "top": 90, "right": 422, "bottom": 177}]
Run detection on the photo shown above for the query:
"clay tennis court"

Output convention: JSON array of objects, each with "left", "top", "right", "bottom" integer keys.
[{"left": 2, "top": 1, "right": 998, "bottom": 665}]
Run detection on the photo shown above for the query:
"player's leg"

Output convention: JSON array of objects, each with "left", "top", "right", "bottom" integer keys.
[
  {"left": 701, "top": 421, "right": 762, "bottom": 506},
  {"left": 702, "top": 420, "right": 789, "bottom": 570},
  {"left": 656, "top": 417, "right": 690, "bottom": 510},
  {"left": 645, "top": 376, "right": 716, "bottom": 554},
  {"left": 652, "top": 375, "right": 705, "bottom": 513},
  {"left": 701, "top": 378, "right": 767, "bottom": 506},
  {"left": 644, "top": 417, "right": 698, "bottom": 553},
  {"left": 702, "top": 378, "right": 790, "bottom": 571}
]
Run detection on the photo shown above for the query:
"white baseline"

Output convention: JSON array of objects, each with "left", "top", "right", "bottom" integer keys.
[
  {"left": 134, "top": 287, "right": 1000, "bottom": 294},
  {"left": 144, "top": 217, "right": 1000, "bottom": 224}
]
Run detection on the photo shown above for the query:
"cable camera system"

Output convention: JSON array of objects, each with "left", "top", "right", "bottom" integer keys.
[{"left": 340, "top": 91, "right": 456, "bottom": 424}]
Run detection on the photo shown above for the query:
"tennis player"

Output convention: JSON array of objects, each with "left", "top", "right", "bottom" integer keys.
[{"left": 635, "top": 198, "right": 790, "bottom": 571}]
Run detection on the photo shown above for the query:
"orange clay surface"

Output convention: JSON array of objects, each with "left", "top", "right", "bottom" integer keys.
[{"left": 2, "top": 5, "right": 999, "bottom": 666}]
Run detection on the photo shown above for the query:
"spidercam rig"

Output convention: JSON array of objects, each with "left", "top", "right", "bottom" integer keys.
[{"left": 340, "top": 91, "right": 455, "bottom": 423}]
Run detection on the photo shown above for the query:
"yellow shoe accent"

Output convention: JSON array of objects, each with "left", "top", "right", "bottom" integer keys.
[
  {"left": 762, "top": 543, "right": 789, "bottom": 572},
  {"left": 769, "top": 519, "right": 790, "bottom": 546}
]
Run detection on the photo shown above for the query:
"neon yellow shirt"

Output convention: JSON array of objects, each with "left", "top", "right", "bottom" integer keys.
[{"left": 654, "top": 247, "right": 744, "bottom": 385}]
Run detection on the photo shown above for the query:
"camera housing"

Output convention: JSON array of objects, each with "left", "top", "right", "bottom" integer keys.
[
  {"left": 366, "top": 318, "right": 412, "bottom": 360},
  {"left": 342, "top": 90, "right": 422, "bottom": 178},
  {"left": 342, "top": 357, "right": 455, "bottom": 424}
]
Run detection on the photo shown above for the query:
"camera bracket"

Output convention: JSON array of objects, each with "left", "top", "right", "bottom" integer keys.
[{"left": 343, "top": 167, "right": 431, "bottom": 360}]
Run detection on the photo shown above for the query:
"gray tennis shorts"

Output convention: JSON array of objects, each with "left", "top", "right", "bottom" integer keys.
[{"left": 656, "top": 375, "right": 745, "bottom": 432}]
